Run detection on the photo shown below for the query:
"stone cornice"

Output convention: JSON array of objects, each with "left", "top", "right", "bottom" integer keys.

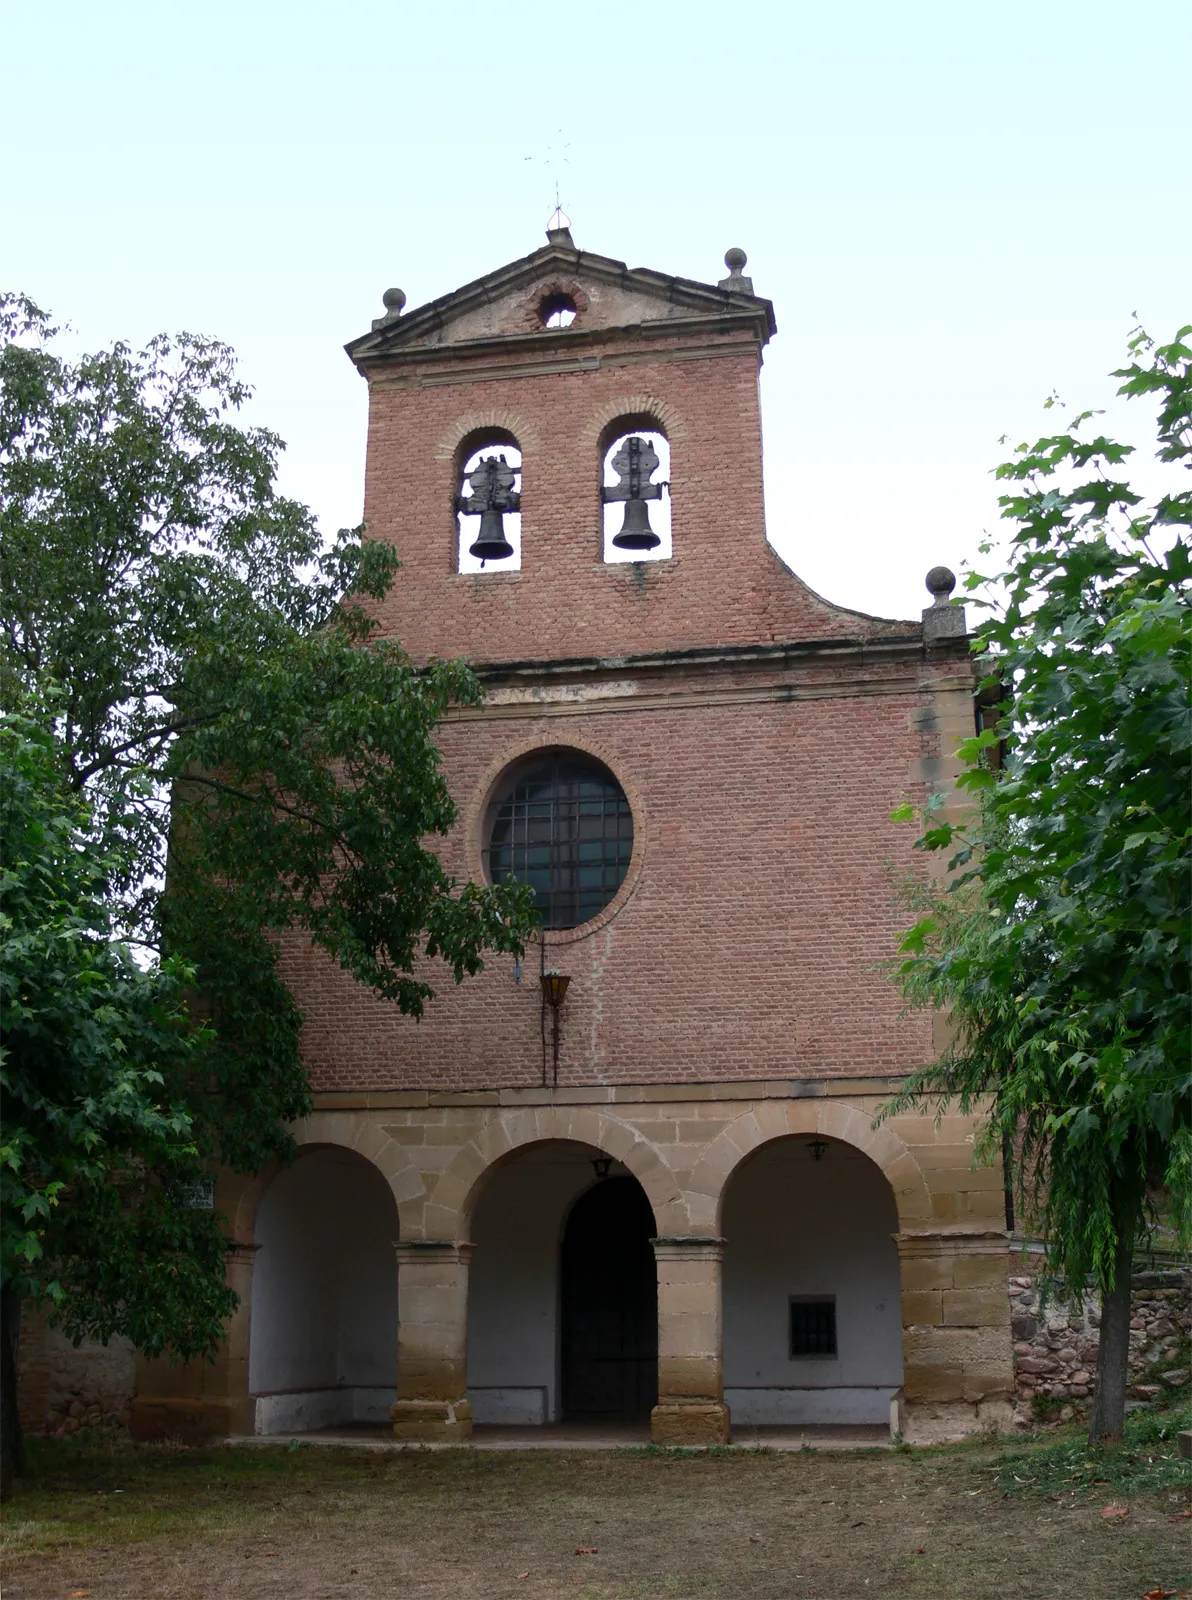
[
  {"left": 310, "top": 1073, "right": 919, "bottom": 1112},
  {"left": 466, "top": 633, "right": 963, "bottom": 683}
]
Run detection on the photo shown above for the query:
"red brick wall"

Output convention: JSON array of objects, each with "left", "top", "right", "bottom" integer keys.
[
  {"left": 282, "top": 652, "right": 959, "bottom": 1092},
  {"left": 359, "top": 331, "right": 915, "bottom": 667},
  {"left": 282, "top": 294, "right": 963, "bottom": 1094}
]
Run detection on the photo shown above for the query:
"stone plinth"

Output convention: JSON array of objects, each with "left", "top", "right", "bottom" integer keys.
[
  {"left": 897, "top": 1231, "right": 1013, "bottom": 1441},
  {"left": 130, "top": 1241, "right": 256, "bottom": 1443},
  {"left": 651, "top": 1237, "right": 730, "bottom": 1445},
  {"left": 391, "top": 1241, "right": 473, "bottom": 1442}
]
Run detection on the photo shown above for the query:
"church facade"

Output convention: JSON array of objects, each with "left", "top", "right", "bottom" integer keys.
[{"left": 130, "top": 223, "right": 1013, "bottom": 1447}]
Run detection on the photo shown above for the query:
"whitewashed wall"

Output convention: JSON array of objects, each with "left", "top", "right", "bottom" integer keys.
[
  {"left": 250, "top": 1145, "right": 399, "bottom": 1433},
  {"left": 467, "top": 1142, "right": 618, "bottom": 1424},
  {"left": 722, "top": 1138, "right": 902, "bottom": 1424}
]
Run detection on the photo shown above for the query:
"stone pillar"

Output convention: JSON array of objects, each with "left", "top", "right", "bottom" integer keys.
[
  {"left": 391, "top": 1241, "right": 473, "bottom": 1442},
  {"left": 130, "top": 1242, "right": 258, "bottom": 1441},
  {"left": 895, "top": 1230, "right": 1014, "bottom": 1442},
  {"left": 650, "top": 1236, "right": 731, "bottom": 1445}
]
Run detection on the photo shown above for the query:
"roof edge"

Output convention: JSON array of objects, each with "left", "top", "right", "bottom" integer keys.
[{"left": 345, "top": 240, "right": 777, "bottom": 365}]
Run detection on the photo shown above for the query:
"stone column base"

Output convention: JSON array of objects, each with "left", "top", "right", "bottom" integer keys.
[
  {"left": 650, "top": 1401, "right": 731, "bottom": 1446},
  {"left": 899, "top": 1396, "right": 1014, "bottom": 1444},
  {"left": 391, "top": 1398, "right": 473, "bottom": 1442},
  {"left": 129, "top": 1395, "right": 256, "bottom": 1443}
]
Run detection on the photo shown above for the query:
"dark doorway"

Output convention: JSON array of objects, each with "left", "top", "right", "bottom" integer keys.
[{"left": 561, "top": 1176, "right": 658, "bottom": 1421}]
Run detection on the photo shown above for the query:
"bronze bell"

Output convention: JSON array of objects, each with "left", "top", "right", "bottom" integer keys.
[
  {"left": 604, "top": 435, "right": 664, "bottom": 551},
  {"left": 458, "top": 454, "right": 519, "bottom": 562},
  {"left": 469, "top": 506, "right": 515, "bottom": 562},
  {"left": 612, "top": 494, "right": 660, "bottom": 550}
]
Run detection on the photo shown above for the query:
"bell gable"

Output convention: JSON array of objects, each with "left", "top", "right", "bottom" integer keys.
[{"left": 346, "top": 227, "right": 776, "bottom": 373}]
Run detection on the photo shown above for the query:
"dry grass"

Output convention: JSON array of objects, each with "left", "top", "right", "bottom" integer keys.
[{"left": 2, "top": 1432, "right": 1189, "bottom": 1599}]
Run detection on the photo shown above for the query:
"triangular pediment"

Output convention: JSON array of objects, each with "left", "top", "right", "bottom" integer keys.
[{"left": 346, "top": 235, "right": 775, "bottom": 369}]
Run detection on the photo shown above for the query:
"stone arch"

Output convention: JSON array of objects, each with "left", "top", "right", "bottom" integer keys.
[
  {"left": 687, "top": 1099, "right": 931, "bottom": 1233},
  {"left": 424, "top": 1106, "right": 682, "bottom": 1242},
  {"left": 215, "top": 1114, "right": 426, "bottom": 1246}
]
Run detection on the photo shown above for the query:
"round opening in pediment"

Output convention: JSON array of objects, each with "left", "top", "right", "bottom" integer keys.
[{"left": 538, "top": 291, "right": 578, "bottom": 329}]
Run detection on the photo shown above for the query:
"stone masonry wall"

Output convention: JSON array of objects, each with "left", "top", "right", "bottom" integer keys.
[
  {"left": 17, "top": 1305, "right": 136, "bottom": 1438},
  {"left": 1008, "top": 1266, "right": 1191, "bottom": 1427}
]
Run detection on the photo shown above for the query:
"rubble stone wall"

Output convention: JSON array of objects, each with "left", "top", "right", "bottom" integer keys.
[
  {"left": 17, "top": 1305, "right": 136, "bottom": 1438},
  {"left": 1009, "top": 1265, "right": 1190, "bottom": 1426}
]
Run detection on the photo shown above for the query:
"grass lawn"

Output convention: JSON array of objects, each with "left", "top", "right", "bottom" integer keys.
[{"left": 2, "top": 1416, "right": 1190, "bottom": 1600}]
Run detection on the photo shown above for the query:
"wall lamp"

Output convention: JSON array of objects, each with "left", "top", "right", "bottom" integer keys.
[
  {"left": 591, "top": 1155, "right": 613, "bottom": 1181},
  {"left": 807, "top": 1138, "right": 829, "bottom": 1163},
  {"left": 540, "top": 970, "right": 571, "bottom": 1087}
]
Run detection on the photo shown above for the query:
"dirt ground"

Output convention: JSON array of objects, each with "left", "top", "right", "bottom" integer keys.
[{"left": 2, "top": 1437, "right": 1189, "bottom": 1600}]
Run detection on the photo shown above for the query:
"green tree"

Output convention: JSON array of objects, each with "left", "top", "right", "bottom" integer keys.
[
  {"left": 0, "top": 296, "right": 537, "bottom": 1471},
  {"left": 881, "top": 325, "right": 1191, "bottom": 1445},
  {"left": 1, "top": 711, "right": 235, "bottom": 1490}
]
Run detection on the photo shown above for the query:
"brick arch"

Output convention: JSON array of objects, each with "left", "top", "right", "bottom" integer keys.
[
  {"left": 460, "top": 728, "right": 648, "bottom": 946},
  {"left": 515, "top": 277, "right": 592, "bottom": 332},
  {"left": 579, "top": 392, "right": 688, "bottom": 454},
  {"left": 423, "top": 1107, "right": 682, "bottom": 1242},
  {"left": 433, "top": 408, "right": 541, "bottom": 462},
  {"left": 687, "top": 1100, "right": 932, "bottom": 1232}
]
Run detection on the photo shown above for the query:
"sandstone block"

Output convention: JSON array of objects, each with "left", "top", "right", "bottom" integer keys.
[
  {"left": 951, "top": 1252, "right": 1011, "bottom": 1290},
  {"left": 901, "top": 1290, "right": 942, "bottom": 1325},
  {"left": 651, "top": 1402, "right": 731, "bottom": 1446},
  {"left": 391, "top": 1398, "right": 472, "bottom": 1441},
  {"left": 942, "top": 1288, "right": 1009, "bottom": 1328},
  {"left": 899, "top": 1255, "right": 953, "bottom": 1292}
]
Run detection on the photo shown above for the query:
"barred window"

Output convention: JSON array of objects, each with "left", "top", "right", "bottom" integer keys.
[
  {"left": 790, "top": 1298, "right": 837, "bottom": 1358},
  {"left": 486, "top": 753, "right": 633, "bottom": 930}
]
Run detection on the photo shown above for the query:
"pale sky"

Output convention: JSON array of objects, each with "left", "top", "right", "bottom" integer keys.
[{"left": 4, "top": 0, "right": 1189, "bottom": 625}]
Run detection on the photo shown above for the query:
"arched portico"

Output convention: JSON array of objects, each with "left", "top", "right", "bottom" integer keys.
[
  {"left": 131, "top": 1094, "right": 1011, "bottom": 1446},
  {"left": 131, "top": 1130, "right": 403, "bottom": 1443},
  {"left": 721, "top": 1133, "right": 902, "bottom": 1426},
  {"left": 686, "top": 1099, "right": 932, "bottom": 1237},
  {"left": 464, "top": 1142, "right": 658, "bottom": 1426},
  {"left": 422, "top": 1106, "right": 680, "bottom": 1241},
  {"left": 250, "top": 1144, "right": 399, "bottom": 1434}
]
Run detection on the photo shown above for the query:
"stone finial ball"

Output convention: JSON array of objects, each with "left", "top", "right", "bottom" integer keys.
[
  {"left": 382, "top": 287, "right": 407, "bottom": 314},
  {"left": 724, "top": 247, "right": 748, "bottom": 272},
  {"left": 926, "top": 565, "right": 957, "bottom": 600}
]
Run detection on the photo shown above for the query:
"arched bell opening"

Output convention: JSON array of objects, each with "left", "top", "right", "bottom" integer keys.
[
  {"left": 600, "top": 415, "right": 671, "bottom": 565},
  {"left": 721, "top": 1134, "right": 902, "bottom": 1427},
  {"left": 465, "top": 1140, "right": 657, "bottom": 1426},
  {"left": 249, "top": 1145, "right": 398, "bottom": 1435},
  {"left": 455, "top": 427, "right": 522, "bottom": 574}
]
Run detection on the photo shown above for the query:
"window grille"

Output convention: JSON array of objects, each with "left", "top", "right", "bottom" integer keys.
[
  {"left": 487, "top": 755, "right": 633, "bottom": 930},
  {"left": 790, "top": 1298, "right": 837, "bottom": 1358}
]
